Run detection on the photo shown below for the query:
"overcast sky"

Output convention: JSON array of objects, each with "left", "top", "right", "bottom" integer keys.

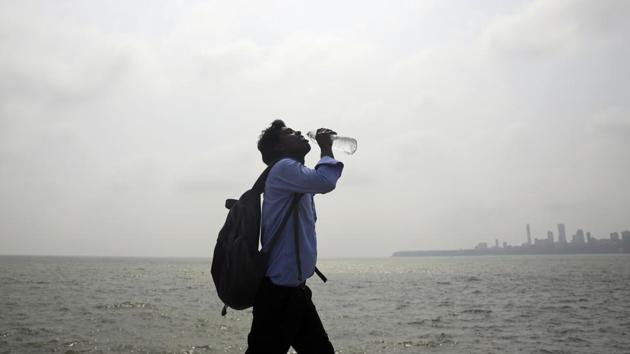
[{"left": 1, "top": 0, "right": 629, "bottom": 257}]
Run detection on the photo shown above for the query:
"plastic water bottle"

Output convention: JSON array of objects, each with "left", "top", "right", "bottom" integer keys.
[{"left": 306, "top": 130, "right": 358, "bottom": 155}]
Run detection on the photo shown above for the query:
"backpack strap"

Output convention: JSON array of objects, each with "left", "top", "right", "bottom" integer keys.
[
  {"left": 263, "top": 193, "right": 303, "bottom": 254},
  {"left": 292, "top": 197, "right": 327, "bottom": 284},
  {"left": 293, "top": 203, "right": 303, "bottom": 282},
  {"left": 314, "top": 267, "right": 327, "bottom": 283},
  {"left": 251, "top": 161, "right": 278, "bottom": 195}
]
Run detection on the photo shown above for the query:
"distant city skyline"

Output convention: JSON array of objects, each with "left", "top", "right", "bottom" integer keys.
[
  {"left": 394, "top": 224, "right": 630, "bottom": 257},
  {"left": 470, "top": 223, "right": 630, "bottom": 255}
]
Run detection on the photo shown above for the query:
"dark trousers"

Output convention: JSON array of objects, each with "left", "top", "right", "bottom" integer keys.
[{"left": 245, "top": 278, "right": 334, "bottom": 354}]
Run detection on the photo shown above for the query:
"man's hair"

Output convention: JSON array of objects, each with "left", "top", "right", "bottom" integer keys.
[{"left": 257, "top": 119, "right": 286, "bottom": 165}]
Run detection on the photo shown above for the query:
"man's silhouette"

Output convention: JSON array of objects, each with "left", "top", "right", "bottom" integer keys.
[{"left": 246, "top": 120, "right": 343, "bottom": 354}]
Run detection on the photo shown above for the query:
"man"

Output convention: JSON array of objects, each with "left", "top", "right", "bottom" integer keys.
[{"left": 246, "top": 120, "right": 344, "bottom": 354}]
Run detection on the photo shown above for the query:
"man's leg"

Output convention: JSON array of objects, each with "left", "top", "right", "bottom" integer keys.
[
  {"left": 291, "top": 286, "right": 335, "bottom": 354},
  {"left": 245, "top": 280, "right": 294, "bottom": 354}
]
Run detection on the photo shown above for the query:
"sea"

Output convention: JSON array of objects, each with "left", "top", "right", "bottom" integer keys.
[{"left": 1, "top": 255, "right": 629, "bottom": 354}]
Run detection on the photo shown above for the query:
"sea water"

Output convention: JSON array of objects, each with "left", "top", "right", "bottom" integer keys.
[{"left": 1, "top": 255, "right": 629, "bottom": 353}]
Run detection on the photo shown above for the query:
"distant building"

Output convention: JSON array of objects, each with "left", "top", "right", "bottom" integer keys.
[
  {"left": 573, "top": 229, "right": 586, "bottom": 244},
  {"left": 475, "top": 242, "right": 488, "bottom": 250},
  {"left": 587, "top": 232, "right": 593, "bottom": 243},
  {"left": 598, "top": 238, "right": 614, "bottom": 246},
  {"left": 526, "top": 224, "right": 532, "bottom": 245},
  {"left": 622, "top": 231, "right": 630, "bottom": 252},
  {"left": 495, "top": 239, "right": 499, "bottom": 248},
  {"left": 558, "top": 223, "right": 567, "bottom": 245},
  {"left": 534, "top": 238, "right": 546, "bottom": 247},
  {"left": 547, "top": 230, "right": 554, "bottom": 244},
  {"left": 611, "top": 232, "right": 620, "bottom": 241}
]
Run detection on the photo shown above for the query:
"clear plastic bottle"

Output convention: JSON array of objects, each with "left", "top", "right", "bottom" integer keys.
[{"left": 306, "top": 130, "right": 358, "bottom": 155}]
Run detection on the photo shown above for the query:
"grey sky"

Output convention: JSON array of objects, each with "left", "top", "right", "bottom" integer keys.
[{"left": 1, "top": 0, "right": 629, "bottom": 257}]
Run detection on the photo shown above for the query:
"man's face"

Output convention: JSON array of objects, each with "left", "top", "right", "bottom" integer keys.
[{"left": 276, "top": 127, "right": 311, "bottom": 158}]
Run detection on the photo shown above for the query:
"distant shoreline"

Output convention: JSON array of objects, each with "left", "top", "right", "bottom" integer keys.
[
  {"left": 0, "top": 254, "right": 210, "bottom": 260},
  {"left": 0, "top": 254, "right": 387, "bottom": 260},
  {"left": 392, "top": 249, "right": 630, "bottom": 257}
]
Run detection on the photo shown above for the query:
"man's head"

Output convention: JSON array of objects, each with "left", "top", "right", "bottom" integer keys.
[{"left": 258, "top": 120, "right": 311, "bottom": 165}]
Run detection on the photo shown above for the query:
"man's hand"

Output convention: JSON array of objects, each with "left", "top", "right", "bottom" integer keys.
[{"left": 315, "top": 128, "right": 336, "bottom": 159}]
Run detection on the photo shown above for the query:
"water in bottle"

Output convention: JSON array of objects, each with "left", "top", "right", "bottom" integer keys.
[{"left": 306, "top": 130, "right": 358, "bottom": 155}]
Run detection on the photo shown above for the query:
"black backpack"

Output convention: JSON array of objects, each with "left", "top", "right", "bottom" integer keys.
[{"left": 211, "top": 162, "right": 307, "bottom": 315}]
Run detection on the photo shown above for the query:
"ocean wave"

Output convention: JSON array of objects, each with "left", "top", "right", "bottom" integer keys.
[{"left": 96, "top": 301, "right": 154, "bottom": 310}]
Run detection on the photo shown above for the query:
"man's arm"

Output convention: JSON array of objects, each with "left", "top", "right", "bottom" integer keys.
[
  {"left": 320, "top": 146, "right": 334, "bottom": 160},
  {"left": 269, "top": 158, "right": 343, "bottom": 194},
  {"left": 266, "top": 127, "right": 343, "bottom": 194}
]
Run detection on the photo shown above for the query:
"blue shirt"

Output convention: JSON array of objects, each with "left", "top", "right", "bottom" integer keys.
[{"left": 261, "top": 156, "right": 344, "bottom": 286}]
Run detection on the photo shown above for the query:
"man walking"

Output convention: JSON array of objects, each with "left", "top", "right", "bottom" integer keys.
[{"left": 246, "top": 120, "right": 344, "bottom": 354}]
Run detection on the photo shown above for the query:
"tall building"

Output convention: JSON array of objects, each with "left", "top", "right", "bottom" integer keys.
[
  {"left": 547, "top": 230, "right": 554, "bottom": 244},
  {"left": 573, "top": 229, "right": 586, "bottom": 244},
  {"left": 611, "top": 232, "right": 620, "bottom": 241},
  {"left": 526, "top": 224, "right": 532, "bottom": 245},
  {"left": 558, "top": 224, "right": 567, "bottom": 245}
]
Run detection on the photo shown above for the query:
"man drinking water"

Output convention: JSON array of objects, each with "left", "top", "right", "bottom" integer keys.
[{"left": 246, "top": 120, "right": 344, "bottom": 354}]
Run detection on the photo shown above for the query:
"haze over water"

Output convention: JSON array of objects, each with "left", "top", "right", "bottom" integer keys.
[
  {"left": 1, "top": 0, "right": 629, "bottom": 258},
  {"left": 2, "top": 255, "right": 629, "bottom": 353}
]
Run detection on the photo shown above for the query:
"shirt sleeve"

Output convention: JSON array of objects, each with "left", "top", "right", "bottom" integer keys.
[{"left": 268, "top": 157, "right": 344, "bottom": 194}]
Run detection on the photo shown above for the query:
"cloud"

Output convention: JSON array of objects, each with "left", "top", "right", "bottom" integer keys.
[
  {"left": 0, "top": 0, "right": 629, "bottom": 256},
  {"left": 482, "top": 0, "right": 630, "bottom": 58}
]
